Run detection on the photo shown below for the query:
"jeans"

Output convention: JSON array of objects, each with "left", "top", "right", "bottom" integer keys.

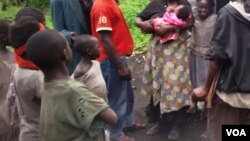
[{"left": 100, "top": 56, "right": 134, "bottom": 141}]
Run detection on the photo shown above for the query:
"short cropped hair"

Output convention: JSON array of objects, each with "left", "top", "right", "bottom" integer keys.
[
  {"left": 73, "top": 35, "right": 97, "bottom": 56},
  {"left": 27, "top": 30, "right": 68, "bottom": 70},
  {"left": 176, "top": 5, "right": 191, "bottom": 21},
  {"left": 15, "top": 7, "right": 45, "bottom": 24},
  {"left": 9, "top": 17, "right": 40, "bottom": 48}
]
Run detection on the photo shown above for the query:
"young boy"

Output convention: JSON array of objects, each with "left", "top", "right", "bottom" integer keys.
[
  {"left": 26, "top": 30, "right": 117, "bottom": 141},
  {"left": 72, "top": 35, "right": 108, "bottom": 102}
]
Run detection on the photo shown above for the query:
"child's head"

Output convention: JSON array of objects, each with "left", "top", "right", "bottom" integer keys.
[
  {"left": 9, "top": 7, "right": 45, "bottom": 49},
  {"left": 15, "top": 7, "right": 45, "bottom": 25},
  {"left": 9, "top": 16, "right": 40, "bottom": 48},
  {"left": 175, "top": 5, "right": 191, "bottom": 21},
  {"left": 197, "top": 0, "right": 214, "bottom": 20},
  {"left": 0, "top": 20, "right": 11, "bottom": 48},
  {"left": 73, "top": 35, "right": 100, "bottom": 60},
  {"left": 27, "top": 30, "right": 72, "bottom": 71}
]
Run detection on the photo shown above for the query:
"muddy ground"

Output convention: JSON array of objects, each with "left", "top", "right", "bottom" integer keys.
[{"left": 126, "top": 53, "right": 207, "bottom": 141}]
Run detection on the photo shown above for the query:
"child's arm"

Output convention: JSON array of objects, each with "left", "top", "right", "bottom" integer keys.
[{"left": 98, "top": 107, "right": 117, "bottom": 125}]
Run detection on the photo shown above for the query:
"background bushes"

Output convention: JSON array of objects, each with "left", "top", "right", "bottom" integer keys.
[{"left": 120, "top": 0, "right": 150, "bottom": 52}]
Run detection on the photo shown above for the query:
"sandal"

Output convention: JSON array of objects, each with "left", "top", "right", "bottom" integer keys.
[
  {"left": 168, "top": 126, "right": 180, "bottom": 140},
  {"left": 123, "top": 123, "right": 146, "bottom": 132}
]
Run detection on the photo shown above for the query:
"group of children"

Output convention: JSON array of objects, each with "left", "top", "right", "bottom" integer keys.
[
  {"left": 0, "top": 0, "right": 217, "bottom": 140},
  {"left": 0, "top": 6, "right": 117, "bottom": 141}
]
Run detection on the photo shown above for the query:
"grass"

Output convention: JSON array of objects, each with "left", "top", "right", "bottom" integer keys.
[{"left": 0, "top": 3, "right": 52, "bottom": 28}]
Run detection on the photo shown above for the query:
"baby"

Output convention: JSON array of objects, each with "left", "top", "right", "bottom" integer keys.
[{"left": 152, "top": 4, "right": 191, "bottom": 43}]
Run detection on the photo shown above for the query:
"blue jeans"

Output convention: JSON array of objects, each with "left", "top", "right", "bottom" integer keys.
[{"left": 100, "top": 56, "right": 134, "bottom": 141}]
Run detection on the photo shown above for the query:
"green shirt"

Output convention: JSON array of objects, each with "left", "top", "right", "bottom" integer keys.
[{"left": 40, "top": 79, "right": 108, "bottom": 141}]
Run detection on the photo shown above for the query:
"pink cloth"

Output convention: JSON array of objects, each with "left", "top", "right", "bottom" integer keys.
[{"left": 152, "top": 12, "right": 186, "bottom": 43}]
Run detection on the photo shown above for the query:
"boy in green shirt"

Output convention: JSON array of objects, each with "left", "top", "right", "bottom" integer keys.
[{"left": 26, "top": 30, "right": 117, "bottom": 141}]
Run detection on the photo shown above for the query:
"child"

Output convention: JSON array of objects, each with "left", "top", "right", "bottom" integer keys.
[
  {"left": 0, "top": 19, "right": 14, "bottom": 64},
  {"left": 72, "top": 35, "right": 108, "bottom": 102},
  {"left": 151, "top": 2, "right": 191, "bottom": 43},
  {"left": 188, "top": 0, "right": 216, "bottom": 112},
  {"left": 8, "top": 7, "right": 46, "bottom": 141},
  {"left": 26, "top": 30, "right": 117, "bottom": 141}
]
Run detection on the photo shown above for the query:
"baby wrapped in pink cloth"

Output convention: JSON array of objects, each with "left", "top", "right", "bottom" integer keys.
[{"left": 152, "top": 5, "right": 191, "bottom": 43}]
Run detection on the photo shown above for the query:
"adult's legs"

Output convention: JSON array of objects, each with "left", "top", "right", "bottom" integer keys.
[{"left": 101, "top": 57, "right": 134, "bottom": 141}]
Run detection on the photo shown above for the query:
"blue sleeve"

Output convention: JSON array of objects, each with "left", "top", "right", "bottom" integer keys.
[{"left": 50, "top": 0, "right": 72, "bottom": 44}]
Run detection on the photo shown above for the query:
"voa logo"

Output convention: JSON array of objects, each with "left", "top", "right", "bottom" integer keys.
[{"left": 226, "top": 129, "right": 247, "bottom": 136}]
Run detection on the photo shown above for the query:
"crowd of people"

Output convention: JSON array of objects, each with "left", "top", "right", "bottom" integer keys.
[{"left": 0, "top": 0, "right": 250, "bottom": 141}]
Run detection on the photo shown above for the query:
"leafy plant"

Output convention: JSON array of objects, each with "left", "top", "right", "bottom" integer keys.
[
  {"left": 120, "top": 0, "right": 150, "bottom": 52},
  {"left": 29, "top": 0, "right": 50, "bottom": 10}
]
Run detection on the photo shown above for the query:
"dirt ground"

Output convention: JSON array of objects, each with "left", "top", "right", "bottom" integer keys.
[{"left": 126, "top": 53, "right": 207, "bottom": 141}]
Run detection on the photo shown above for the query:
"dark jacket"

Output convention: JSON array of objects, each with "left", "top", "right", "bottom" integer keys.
[
  {"left": 51, "top": 0, "right": 92, "bottom": 74},
  {"left": 207, "top": 4, "right": 250, "bottom": 93}
]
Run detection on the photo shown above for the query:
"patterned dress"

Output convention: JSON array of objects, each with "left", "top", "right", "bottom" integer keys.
[{"left": 142, "top": 32, "right": 192, "bottom": 113}]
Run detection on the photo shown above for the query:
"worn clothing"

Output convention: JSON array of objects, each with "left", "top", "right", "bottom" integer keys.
[
  {"left": 0, "top": 60, "right": 12, "bottom": 103},
  {"left": 100, "top": 57, "right": 134, "bottom": 141},
  {"left": 142, "top": 34, "right": 192, "bottom": 114},
  {"left": 40, "top": 79, "right": 108, "bottom": 141},
  {"left": 0, "top": 60, "right": 12, "bottom": 140},
  {"left": 189, "top": 14, "right": 216, "bottom": 87},
  {"left": 91, "top": 0, "right": 133, "bottom": 61},
  {"left": 73, "top": 60, "right": 108, "bottom": 102},
  {"left": 217, "top": 91, "right": 250, "bottom": 109},
  {"left": 13, "top": 66, "right": 43, "bottom": 141},
  {"left": 207, "top": 95, "right": 250, "bottom": 141},
  {"left": 189, "top": 52, "right": 208, "bottom": 88},
  {"left": 207, "top": 2, "right": 250, "bottom": 141},
  {"left": 51, "top": 0, "right": 92, "bottom": 74},
  {"left": 190, "top": 14, "right": 217, "bottom": 56},
  {"left": 206, "top": 4, "right": 250, "bottom": 93}
]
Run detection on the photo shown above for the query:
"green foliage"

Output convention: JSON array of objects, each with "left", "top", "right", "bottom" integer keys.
[
  {"left": 120, "top": 0, "right": 150, "bottom": 52},
  {"left": 0, "top": 3, "right": 52, "bottom": 29},
  {"left": 0, "top": 3, "right": 21, "bottom": 20},
  {"left": 29, "top": 0, "right": 50, "bottom": 10}
]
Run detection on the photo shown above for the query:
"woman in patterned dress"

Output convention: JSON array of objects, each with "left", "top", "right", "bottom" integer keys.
[{"left": 135, "top": 0, "right": 194, "bottom": 139}]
